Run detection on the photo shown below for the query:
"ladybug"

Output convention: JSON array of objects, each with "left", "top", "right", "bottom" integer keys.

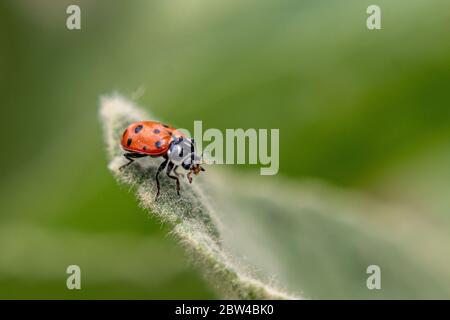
[{"left": 119, "top": 121, "right": 205, "bottom": 198}]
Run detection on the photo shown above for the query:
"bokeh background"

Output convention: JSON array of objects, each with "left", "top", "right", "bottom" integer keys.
[{"left": 0, "top": 0, "right": 449, "bottom": 299}]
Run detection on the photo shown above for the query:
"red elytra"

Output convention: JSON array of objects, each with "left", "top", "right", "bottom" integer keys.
[{"left": 121, "top": 121, "right": 186, "bottom": 156}]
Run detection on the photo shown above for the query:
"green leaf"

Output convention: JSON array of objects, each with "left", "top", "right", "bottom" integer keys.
[
  {"left": 100, "top": 95, "right": 450, "bottom": 299},
  {"left": 100, "top": 94, "right": 298, "bottom": 299}
]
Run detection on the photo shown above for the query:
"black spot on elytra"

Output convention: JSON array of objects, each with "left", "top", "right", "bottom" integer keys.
[
  {"left": 135, "top": 125, "right": 143, "bottom": 133},
  {"left": 153, "top": 129, "right": 160, "bottom": 134},
  {"left": 127, "top": 138, "right": 132, "bottom": 147},
  {"left": 155, "top": 141, "right": 162, "bottom": 148},
  {"left": 143, "top": 146, "right": 147, "bottom": 151}
]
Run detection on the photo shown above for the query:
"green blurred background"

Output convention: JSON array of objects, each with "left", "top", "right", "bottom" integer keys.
[{"left": 0, "top": 0, "right": 449, "bottom": 299}]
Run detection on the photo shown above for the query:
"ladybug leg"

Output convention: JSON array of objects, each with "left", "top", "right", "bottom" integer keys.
[
  {"left": 119, "top": 152, "right": 146, "bottom": 171},
  {"left": 119, "top": 155, "right": 135, "bottom": 170},
  {"left": 166, "top": 161, "right": 181, "bottom": 196},
  {"left": 174, "top": 165, "right": 184, "bottom": 178},
  {"left": 155, "top": 158, "right": 169, "bottom": 199}
]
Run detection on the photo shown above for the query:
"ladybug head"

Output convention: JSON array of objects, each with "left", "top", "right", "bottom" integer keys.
[
  {"left": 186, "top": 162, "right": 205, "bottom": 184},
  {"left": 182, "top": 139, "right": 205, "bottom": 181},
  {"left": 191, "top": 163, "right": 206, "bottom": 175},
  {"left": 182, "top": 148, "right": 205, "bottom": 175}
]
